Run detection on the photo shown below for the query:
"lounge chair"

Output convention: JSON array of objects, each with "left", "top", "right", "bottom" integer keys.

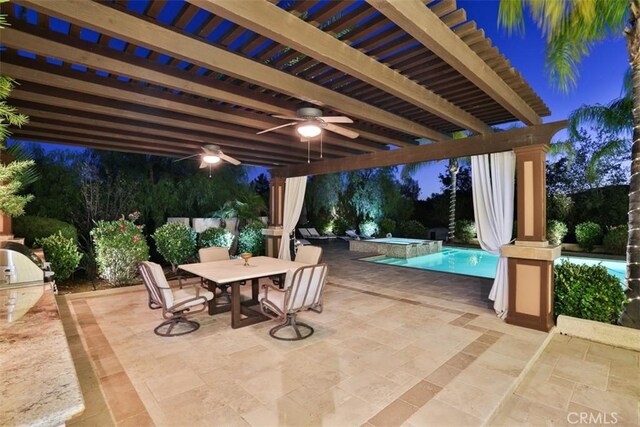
[
  {"left": 308, "top": 228, "right": 337, "bottom": 240},
  {"left": 344, "top": 230, "right": 360, "bottom": 240},
  {"left": 298, "top": 228, "right": 312, "bottom": 239}
]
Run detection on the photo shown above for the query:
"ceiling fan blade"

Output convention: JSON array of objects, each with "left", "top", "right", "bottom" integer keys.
[
  {"left": 173, "top": 153, "right": 200, "bottom": 162},
  {"left": 272, "top": 115, "right": 304, "bottom": 121},
  {"left": 325, "top": 123, "right": 359, "bottom": 139},
  {"left": 321, "top": 116, "right": 353, "bottom": 123},
  {"left": 256, "top": 122, "right": 296, "bottom": 134},
  {"left": 199, "top": 161, "right": 207, "bottom": 169},
  {"left": 218, "top": 152, "right": 241, "bottom": 166}
]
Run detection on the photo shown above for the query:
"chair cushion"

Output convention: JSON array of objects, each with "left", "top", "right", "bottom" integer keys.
[
  {"left": 263, "top": 287, "right": 286, "bottom": 311},
  {"left": 174, "top": 288, "right": 214, "bottom": 308}
]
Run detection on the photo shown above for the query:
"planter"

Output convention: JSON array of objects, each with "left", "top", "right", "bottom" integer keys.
[
  {"left": 167, "top": 217, "right": 190, "bottom": 227},
  {"left": 192, "top": 218, "right": 221, "bottom": 233},
  {"left": 556, "top": 315, "right": 640, "bottom": 351}
]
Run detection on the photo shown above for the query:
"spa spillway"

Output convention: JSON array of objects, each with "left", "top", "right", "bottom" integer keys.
[{"left": 349, "top": 237, "right": 442, "bottom": 258}]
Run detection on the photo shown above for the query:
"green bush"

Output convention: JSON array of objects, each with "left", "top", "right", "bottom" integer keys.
[
  {"left": 91, "top": 219, "right": 149, "bottom": 286},
  {"left": 398, "top": 220, "right": 428, "bottom": 239},
  {"left": 35, "top": 231, "right": 82, "bottom": 282},
  {"left": 575, "top": 221, "right": 603, "bottom": 252},
  {"left": 13, "top": 215, "right": 77, "bottom": 247},
  {"left": 333, "top": 217, "right": 351, "bottom": 236},
  {"left": 455, "top": 219, "right": 476, "bottom": 243},
  {"left": 547, "top": 192, "right": 574, "bottom": 222},
  {"left": 238, "top": 220, "right": 265, "bottom": 256},
  {"left": 554, "top": 261, "right": 626, "bottom": 324},
  {"left": 378, "top": 218, "right": 396, "bottom": 236},
  {"left": 199, "top": 227, "right": 234, "bottom": 250},
  {"left": 547, "top": 220, "right": 569, "bottom": 246},
  {"left": 603, "top": 225, "right": 627, "bottom": 255},
  {"left": 153, "top": 223, "right": 197, "bottom": 271},
  {"left": 359, "top": 220, "right": 379, "bottom": 238}
]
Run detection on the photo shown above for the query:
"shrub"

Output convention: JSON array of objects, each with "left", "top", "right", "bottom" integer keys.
[
  {"left": 378, "top": 218, "right": 396, "bottom": 236},
  {"left": 603, "top": 225, "right": 627, "bottom": 255},
  {"left": 547, "top": 192, "right": 574, "bottom": 222},
  {"left": 35, "top": 231, "right": 82, "bottom": 282},
  {"left": 455, "top": 219, "right": 476, "bottom": 243},
  {"left": 153, "top": 223, "right": 197, "bottom": 271},
  {"left": 359, "top": 220, "right": 379, "bottom": 238},
  {"left": 575, "top": 221, "right": 603, "bottom": 252},
  {"left": 554, "top": 261, "right": 626, "bottom": 324},
  {"left": 238, "top": 220, "right": 265, "bottom": 256},
  {"left": 91, "top": 219, "right": 149, "bottom": 286},
  {"left": 398, "top": 220, "right": 428, "bottom": 239},
  {"left": 547, "top": 220, "right": 568, "bottom": 246},
  {"left": 333, "top": 217, "right": 351, "bottom": 236},
  {"left": 199, "top": 227, "right": 234, "bottom": 250},
  {"left": 13, "top": 215, "right": 77, "bottom": 247}
]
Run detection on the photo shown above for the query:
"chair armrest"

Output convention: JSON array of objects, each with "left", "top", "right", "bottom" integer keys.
[
  {"left": 261, "top": 282, "right": 286, "bottom": 298},
  {"left": 168, "top": 295, "right": 208, "bottom": 313}
]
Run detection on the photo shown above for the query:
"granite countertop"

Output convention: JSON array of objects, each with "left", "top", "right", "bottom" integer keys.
[{"left": 0, "top": 285, "right": 84, "bottom": 427}]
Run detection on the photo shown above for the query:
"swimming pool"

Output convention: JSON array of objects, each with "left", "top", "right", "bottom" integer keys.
[
  {"left": 366, "top": 247, "right": 627, "bottom": 283},
  {"left": 368, "top": 237, "right": 431, "bottom": 245}
]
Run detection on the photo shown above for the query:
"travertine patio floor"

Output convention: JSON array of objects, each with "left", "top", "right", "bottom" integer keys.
[{"left": 58, "top": 242, "right": 638, "bottom": 426}]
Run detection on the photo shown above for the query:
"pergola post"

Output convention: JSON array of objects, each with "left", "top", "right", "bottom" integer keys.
[
  {"left": 262, "top": 176, "right": 286, "bottom": 258},
  {"left": 502, "top": 144, "right": 560, "bottom": 331}
]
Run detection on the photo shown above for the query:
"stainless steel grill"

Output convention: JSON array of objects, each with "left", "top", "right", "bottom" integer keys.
[{"left": 0, "top": 241, "right": 45, "bottom": 287}]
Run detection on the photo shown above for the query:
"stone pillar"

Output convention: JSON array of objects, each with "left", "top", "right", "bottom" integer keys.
[
  {"left": 503, "top": 144, "right": 560, "bottom": 332},
  {"left": 263, "top": 176, "right": 286, "bottom": 258}
]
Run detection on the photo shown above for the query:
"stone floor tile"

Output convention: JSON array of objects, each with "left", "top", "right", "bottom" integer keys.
[
  {"left": 436, "top": 381, "right": 504, "bottom": 419},
  {"left": 407, "top": 398, "right": 482, "bottom": 427},
  {"left": 553, "top": 355, "right": 609, "bottom": 390},
  {"left": 368, "top": 399, "right": 417, "bottom": 427}
]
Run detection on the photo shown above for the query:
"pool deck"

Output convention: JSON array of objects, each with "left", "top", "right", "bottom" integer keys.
[{"left": 55, "top": 241, "right": 638, "bottom": 426}]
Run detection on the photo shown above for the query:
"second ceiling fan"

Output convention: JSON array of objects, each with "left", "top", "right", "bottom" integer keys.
[{"left": 257, "top": 107, "right": 359, "bottom": 139}]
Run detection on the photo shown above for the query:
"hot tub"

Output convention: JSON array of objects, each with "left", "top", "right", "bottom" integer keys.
[{"left": 349, "top": 237, "right": 442, "bottom": 258}]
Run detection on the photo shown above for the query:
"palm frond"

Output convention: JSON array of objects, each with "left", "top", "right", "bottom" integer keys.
[
  {"left": 548, "top": 140, "right": 576, "bottom": 159},
  {"left": 498, "top": 0, "right": 526, "bottom": 35},
  {"left": 568, "top": 98, "right": 632, "bottom": 139}
]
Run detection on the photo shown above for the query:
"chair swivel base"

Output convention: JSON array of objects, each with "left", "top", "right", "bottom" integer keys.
[
  {"left": 154, "top": 316, "right": 200, "bottom": 337},
  {"left": 269, "top": 314, "right": 314, "bottom": 341}
]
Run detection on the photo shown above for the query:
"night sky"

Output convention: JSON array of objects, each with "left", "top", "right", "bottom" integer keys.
[{"left": 10, "top": 1, "right": 630, "bottom": 197}]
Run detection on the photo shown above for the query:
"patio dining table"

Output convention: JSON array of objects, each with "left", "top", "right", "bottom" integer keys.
[{"left": 178, "top": 256, "right": 308, "bottom": 329}]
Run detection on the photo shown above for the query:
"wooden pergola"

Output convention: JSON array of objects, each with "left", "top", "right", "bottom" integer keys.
[{"left": 2, "top": 0, "right": 564, "bottom": 331}]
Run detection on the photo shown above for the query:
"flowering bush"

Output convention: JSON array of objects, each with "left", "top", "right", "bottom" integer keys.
[
  {"left": 35, "top": 231, "right": 82, "bottom": 282},
  {"left": 153, "top": 222, "right": 197, "bottom": 271},
  {"left": 546, "top": 220, "right": 568, "bottom": 246},
  {"left": 359, "top": 220, "right": 379, "bottom": 238},
  {"left": 91, "top": 218, "right": 149, "bottom": 286},
  {"left": 238, "top": 220, "right": 265, "bottom": 256},
  {"left": 199, "top": 227, "right": 234, "bottom": 250}
]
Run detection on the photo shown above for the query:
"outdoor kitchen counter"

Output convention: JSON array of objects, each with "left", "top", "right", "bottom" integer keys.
[{"left": 0, "top": 285, "right": 84, "bottom": 427}]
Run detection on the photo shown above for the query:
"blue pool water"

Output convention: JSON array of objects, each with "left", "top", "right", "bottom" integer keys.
[{"left": 367, "top": 247, "right": 626, "bottom": 283}]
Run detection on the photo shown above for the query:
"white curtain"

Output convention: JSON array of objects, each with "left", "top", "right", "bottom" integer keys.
[
  {"left": 278, "top": 176, "right": 308, "bottom": 260},
  {"left": 471, "top": 152, "right": 515, "bottom": 319}
]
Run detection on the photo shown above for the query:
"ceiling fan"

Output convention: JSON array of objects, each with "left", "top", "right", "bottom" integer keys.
[
  {"left": 257, "top": 107, "right": 359, "bottom": 139},
  {"left": 174, "top": 144, "right": 241, "bottom": 168}
]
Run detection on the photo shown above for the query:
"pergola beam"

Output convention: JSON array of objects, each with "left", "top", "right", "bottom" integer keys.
[
  {"left": 273, "top": 121, "right": 567, "bottom": 177},
  {"left": 10, "top": 85, "right": 354, "bottom": 157},
  {"left": 15, "top": 0, "right": 446, "bottom": 141},
  {"left": 2, "top": 59, "right": 381, "bottom": 154},
  {"left": 367, "top": 0, "right": 541, "bottom": 125},
  {"left": 1, "top": 24, "right": 414, "bottom": 150},
  {"left": 189, "top": 0, "right": 489, "bottom": 135}
]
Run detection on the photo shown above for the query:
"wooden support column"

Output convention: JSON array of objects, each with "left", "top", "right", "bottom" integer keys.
[
  {"left": 503, "top": 144, "right": 559, "bottom": 332},
  {"left": 263, "top": 177, "right": 286, "bottom": 258}
]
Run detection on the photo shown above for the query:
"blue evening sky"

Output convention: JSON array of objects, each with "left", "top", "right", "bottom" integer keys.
[{"left": 13, "top": 1, "right": 629, "bottom": 197}]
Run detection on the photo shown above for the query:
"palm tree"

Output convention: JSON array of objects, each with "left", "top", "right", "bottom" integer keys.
[
  {"left": 402, "top": 132, "right": 468, "bottom": 241},
  {"left": 499, "top": 0, "right": 639, "bottom": 327}
]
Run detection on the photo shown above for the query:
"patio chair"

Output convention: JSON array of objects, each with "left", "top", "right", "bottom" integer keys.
[
  {"left": 295, "top": 245, "right": 323, "bottom": 264},
  {"left": 298, "top": 228, "right": 312, "bottom": 239},
  {"left": 345, "top": 230, "right": 361, "bottom": 240},
  {"left": 259, "top": 264, "right": 328, "bottom": 340},
  {"left": 139, "top": 261, "right": 213, "bottom": 337},
  {"left": 198, "top": 246, "right": 232, "bottom": 301}
]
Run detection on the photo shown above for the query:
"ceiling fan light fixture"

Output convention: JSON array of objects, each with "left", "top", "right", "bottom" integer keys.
[
  {"left": 203, "top": 154, "right": 221, "bottom": 164},
  {"left": 296, "top": 123, "right": 322, "bottom": 138}
]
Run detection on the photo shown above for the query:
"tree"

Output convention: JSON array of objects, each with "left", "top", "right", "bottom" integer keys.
[
  {"left": 250, "top": 172, "right": 270, "bottom": 204},
  {"left": 400, "top": 175, "right": 420, "bottom": 200},
  {"left": 499, "top": 0, "right": 639, "bottom": 327},
  {"left": 402, "top": 132, "right": 468, "bottom": 241}
]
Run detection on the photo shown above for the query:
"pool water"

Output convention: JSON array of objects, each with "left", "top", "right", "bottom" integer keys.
[{"left": 367, "top": 247, "right": 626, "bottom": 283}]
